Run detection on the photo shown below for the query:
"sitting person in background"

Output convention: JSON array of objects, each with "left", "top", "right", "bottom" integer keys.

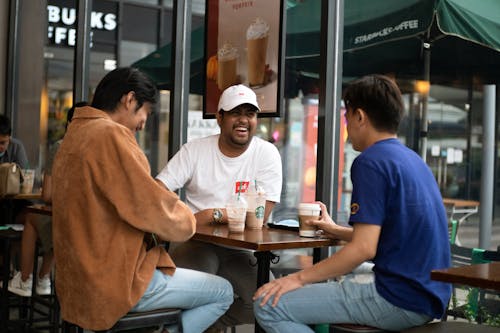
[
  {"left": 52, "top": 67, "right": 233, "bottom": 332},
  {"left": 8, "top": 102, "right": 86, "bottom": 297},
  {"left": 253, "top": 74, "right": 451, "bottom": 332},
  {"left": 0, "top": 114, "right": 28, "bottom": 168},
  {"left": 0, "top": 114, "right": 30, "bottom": 223}
]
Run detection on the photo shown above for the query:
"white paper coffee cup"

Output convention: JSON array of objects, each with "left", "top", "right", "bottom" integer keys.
[{"left": 298, "top": 203, "right": 321, "bottom": 237}]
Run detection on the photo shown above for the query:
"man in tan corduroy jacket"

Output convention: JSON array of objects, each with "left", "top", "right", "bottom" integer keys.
[{"left": 52, "top": 67, "right": 233, "bottom": 332}]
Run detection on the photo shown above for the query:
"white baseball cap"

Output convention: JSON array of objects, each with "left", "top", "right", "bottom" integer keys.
[{"left": 217, "top": 84, "right": 261, "bottom": 112}]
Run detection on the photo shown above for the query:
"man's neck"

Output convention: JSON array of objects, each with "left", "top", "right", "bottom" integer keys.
[
  {"left": 361, "top": 132, "right": 396, "bottom": 151},
  {"left": 218, "top": 137, "right": 251, "bottom": 158}
]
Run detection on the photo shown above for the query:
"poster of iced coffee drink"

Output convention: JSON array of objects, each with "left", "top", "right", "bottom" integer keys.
[{"left": 204, "top": 0, "right": 284, "bottom": 118}]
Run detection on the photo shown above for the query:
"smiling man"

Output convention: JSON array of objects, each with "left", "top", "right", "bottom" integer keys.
[
  {"left": 156, "top": 84, "right": 283, "bottom": 331},
  {"left": 51, "top": 67, "right": 233, "bottom": 333}
]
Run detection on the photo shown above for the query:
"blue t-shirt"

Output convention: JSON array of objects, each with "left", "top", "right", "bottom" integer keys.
[{"left": 349, "top": 138, "right": 451, "bottom": 319}]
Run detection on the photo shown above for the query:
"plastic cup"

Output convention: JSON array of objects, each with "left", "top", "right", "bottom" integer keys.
[
  {"left": 226, "top": 195, "right": 247, "bottom": 233},
  {"left": 21, "top": 169, "right": 35, "bottom": 194},
  {"left": 298, "top": 203, "right": 321, "bottom": 237},
  {"left": 245, "top": 184, "right": 266, "bottom": 229}
]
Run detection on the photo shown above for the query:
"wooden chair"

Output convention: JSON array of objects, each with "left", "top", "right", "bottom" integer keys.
[{"left": 62, "top": 307, "right": 183, "bottom": 332}]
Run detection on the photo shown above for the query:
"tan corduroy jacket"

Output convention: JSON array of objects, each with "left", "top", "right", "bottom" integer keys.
[{"left": 52, "top": 106, "right": 196, "bottom": 330}]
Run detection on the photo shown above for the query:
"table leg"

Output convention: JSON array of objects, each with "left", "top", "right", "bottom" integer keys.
[
  {"left": 253, "top": 251, "right": 274, "bottom": 333},
  {"left": 1, "top": 236, "right": 11, "bottom": 332},
  {"left": 254, "top": 251, "right": 273, "bottom": 288}
]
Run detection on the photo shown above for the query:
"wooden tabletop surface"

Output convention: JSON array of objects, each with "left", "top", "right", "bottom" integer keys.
[
  {"left": 192, "top": 223, "right": 341, "bottom": 251},
  {"left": 431, "top": 262, "right": 500, "bottom": 291},
  {"left": 24, "top": 204, "right": 52, "bottom": 216},
  {"left": 442, "top": 198, "right": 480, "bottom": 208}
]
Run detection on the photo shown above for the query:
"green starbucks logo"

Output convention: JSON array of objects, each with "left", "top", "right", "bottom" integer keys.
[{"left": 255, "top": 206, "right": 264, "bottom": 219}]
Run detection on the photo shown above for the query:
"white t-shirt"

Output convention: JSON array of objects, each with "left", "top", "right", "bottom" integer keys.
[{"left": 156, "top": 134, "right": 282, "bottom": 213}]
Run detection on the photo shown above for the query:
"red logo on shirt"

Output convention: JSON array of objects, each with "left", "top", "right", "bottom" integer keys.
[{"left": 235, "top": 181, "right": 249, "bottom": 194}]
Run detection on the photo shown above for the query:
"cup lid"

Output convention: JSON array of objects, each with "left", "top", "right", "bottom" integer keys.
[{"left": 298, "top": 203, "right": 321, "bottom": 211}]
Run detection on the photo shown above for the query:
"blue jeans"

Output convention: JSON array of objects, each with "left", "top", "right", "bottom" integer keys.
[
  {"left": 170, "top": 240, "right": 262, "bottom": 328},
  {"left": 132, "top": 268, "right": 233, "bottom": 333},
  {"left": 253, "top": 276, "right": 431, "bottom": 333}
]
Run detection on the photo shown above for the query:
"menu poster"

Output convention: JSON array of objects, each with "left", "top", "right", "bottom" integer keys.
[{"left": 204, "top": 0, "right": 284, "bottom": 118}]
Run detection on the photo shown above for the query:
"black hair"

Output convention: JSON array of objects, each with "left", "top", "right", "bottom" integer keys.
[
  {"left": 66, "top": 101, "right": 88, "bottom": 130},
  {"left": 91, "top": 67, "right": 158, "bottom": 112},
  {"left": 0, "top": 115, "right": 12, "bottom": 136},
  {"left": 343, "top": 74, "right": 404, "bottom": 133}
]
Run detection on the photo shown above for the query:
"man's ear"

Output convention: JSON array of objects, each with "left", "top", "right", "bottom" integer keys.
[
  {"left": 357, "top": 108, "right": 367, "bottom": 124},
  {"left": 215, "top": 110, "right": 223, "bottom": 126},
  {"left": 121, "top": 91, "right": 135, "bottom": 109}
]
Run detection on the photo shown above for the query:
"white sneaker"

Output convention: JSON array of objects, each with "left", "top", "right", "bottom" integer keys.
[
  {"left": 8, "top": 271, "right": 33, "bottom": 297},
  {"left": 36, "top": 275, "right": 51, "bottom": 295}
]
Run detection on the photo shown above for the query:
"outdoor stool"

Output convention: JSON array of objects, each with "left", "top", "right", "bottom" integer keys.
[
  {"left": 330, "top": 323, "right": 386, "bottom": 332},
  {"left": 29, "top": 241, "right": 60, "bottom": 333},
  {"left": 401, "top": 321, "right": 500, "bottom": 332},
  {"left": 0, "top": 228, "right": 23, "bottom": 332},
  {"left": 62, "top": 307, "right": 183, "bottom": 332}
]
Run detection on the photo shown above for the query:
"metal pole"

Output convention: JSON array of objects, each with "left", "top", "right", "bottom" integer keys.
[
  {"left": 168, "top": 0, "right": 191, "bottom": 159},
  {"left": 5, "top": 0, "right": 20, "bottom": 124},
  {"left": 73, "top": 0, "right": 91, "bottom": 103},
  {"left": 419, "top": 42, "right": 431, "bottom": 162},
  {"left": 316, "top": 0, "right": 343, "bottom": 214},
  {"left": 315, "top": 0, "right": 343, "bottom": 260},
  {"left": 479, "top": 85, "right": 496, "bottom": 249}
]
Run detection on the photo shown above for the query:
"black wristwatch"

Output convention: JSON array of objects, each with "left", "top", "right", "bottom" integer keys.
[{"left": 213, "top": 208, "right": 223, "bottom": 223}]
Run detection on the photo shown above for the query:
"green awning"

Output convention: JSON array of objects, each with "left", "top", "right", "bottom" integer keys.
[{"left": 287, "top": 0, "right": 500, "bottom": 82}]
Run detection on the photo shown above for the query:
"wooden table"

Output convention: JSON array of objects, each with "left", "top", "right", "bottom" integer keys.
[
  {"left": 193, "top": 223, "right": 340, "bottom": 288},
  {"left": 442, "top": 198, "right": 480, "bottom": 221},
  {"left": 442, "top": 198, "right": 480, "bottom": 245},
  {"left": 12, "top": 192, "right": 43, "bottom": 201},
  {"left": 431, "top": 262, "right": 500, "bottom": 291}
]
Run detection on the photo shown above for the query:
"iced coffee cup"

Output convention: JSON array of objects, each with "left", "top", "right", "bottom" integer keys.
[
  {"left": 21, "top": 169, "right": 35, "bottom": 194},
  {"left": 298, "top": 203, "right": 321, "bottom": 237},
  {"left": 226, "top": 194, "right": 247, "bottom": 233},
  {"left": 217, "top": 43, "right": 238, "bottom": 91},
  {"left": 246, "top": 18, "right": 269, "bottom": 87},
  {"left": 245, "top": 182, "right": 266, "bottom": 229}
]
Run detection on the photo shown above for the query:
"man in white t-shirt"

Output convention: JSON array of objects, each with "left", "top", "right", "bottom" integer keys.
[{"left": 156, "top": 84, "right": 282, "bottom": 330}]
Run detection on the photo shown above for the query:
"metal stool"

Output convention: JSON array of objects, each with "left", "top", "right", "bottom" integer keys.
[
  {"left": 62, "top": 307, "right": 183, "bottom": 332},
  {"left": 29, "top": 242, "right": 59, "bottom": 333},
  {"left": 0, "top": 228, "right": 24, "bottom": 332}
]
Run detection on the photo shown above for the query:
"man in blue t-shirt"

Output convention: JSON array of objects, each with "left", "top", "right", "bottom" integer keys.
[{"left": 253, "top": 74, "right": 451, "bottom": 332}]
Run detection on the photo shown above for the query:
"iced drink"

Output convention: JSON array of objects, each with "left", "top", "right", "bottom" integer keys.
[
  {"left": 245, "top": 183, "right": 266, "bottom": 229},
  {"left": 226, "top": 194, "right": 247, "bottom": 233},
  {"left": 298, "top": 203, "right": 321, "bottom": 237},
  {"left": 246, "top": 18, "right": 269, "bottom": 87},
  {"left": 217, "top": 43, "right": 238, "bottom": 91},
  {"left": 21, "top": 169, "right": 35, "bottom": 194}
]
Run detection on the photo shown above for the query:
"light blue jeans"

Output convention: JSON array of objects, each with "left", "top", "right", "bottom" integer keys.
[
  {"left": 253, "top": 276, "right": 432, "bottom": 333},
  {"left": 132, "top": 268, "right": 234, "bottom": 333}
]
